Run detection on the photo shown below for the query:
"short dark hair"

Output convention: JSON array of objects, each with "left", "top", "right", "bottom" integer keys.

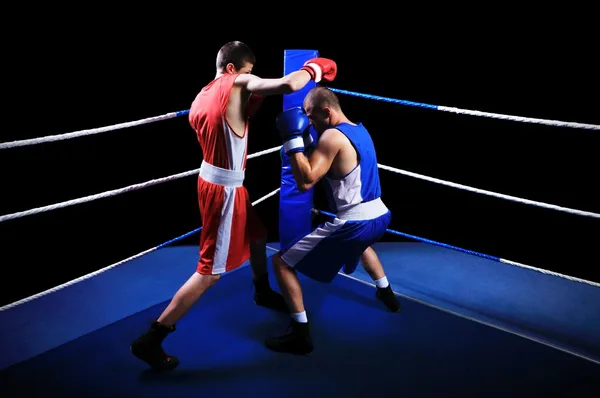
[
  {"left": 216, "top": 41, "right": 256, "bottom": 71},
  {"left": 305, "top": 86, "right": 341, "bottom": 111}
]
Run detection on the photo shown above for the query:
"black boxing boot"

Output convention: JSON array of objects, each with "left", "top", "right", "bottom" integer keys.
[
  {"left": 376, "top": 285, "right": 402, "bottom": 312},
  {"left": 265, "top": 320, "right": 313, "bottom": 355},
  {"left": 253, "top": 274, "right": 289, "bottom": 313},
  {"left": 130, "top": 321, "right": 179, "bottom": 371}
]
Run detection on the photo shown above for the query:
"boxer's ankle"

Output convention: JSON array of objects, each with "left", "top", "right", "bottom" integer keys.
[
  {"left": 131, "top": 321, "right": 179, "bottom": 370},
  {"left": 253, "top": 272, "right": 271, "bottom": 290},
  {"left": 376, "top": 285, "right": 401, "bottom": 312},
  {"left": 265, "top": 319, "right": 313, "bottom": 355},
  {"left": 253, "top": 278, "right": 289, "bottom": 313}
]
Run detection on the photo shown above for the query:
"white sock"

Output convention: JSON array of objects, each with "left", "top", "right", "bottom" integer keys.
[
  {"left": 374, "top": 276, "right": 389, "bottom": 289},
  {"left": 292, "top": 311, "right": 308, "bottom": 323}
]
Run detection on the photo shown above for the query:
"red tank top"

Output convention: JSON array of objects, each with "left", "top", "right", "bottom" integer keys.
[{"left": 188, "top": 74, "right": 249, "bottom": 171}]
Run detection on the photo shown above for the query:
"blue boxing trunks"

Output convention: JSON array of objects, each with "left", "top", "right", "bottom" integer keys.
[{"left": 279, "top": 197, "right": 391, "bottom": 283}]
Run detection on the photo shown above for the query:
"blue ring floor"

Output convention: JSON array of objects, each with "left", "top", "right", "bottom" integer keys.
[{"left": 0, "top": 242, "right": 598, "bottom": 396}]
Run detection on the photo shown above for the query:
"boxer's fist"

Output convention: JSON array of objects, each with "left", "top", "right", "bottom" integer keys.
[
  {"left": 245, "top": 93, "right": 263, "bottom": 118},
  {"left": 276, "top": 107, "right": 310, "bottom": 155},
  {"left": 301, "top": 58, "right": 337, "bottom": 83}
]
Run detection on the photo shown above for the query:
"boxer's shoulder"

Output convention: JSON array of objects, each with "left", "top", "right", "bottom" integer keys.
[{"left": 318, "top": 128, "right": 350, "bottom": 151}]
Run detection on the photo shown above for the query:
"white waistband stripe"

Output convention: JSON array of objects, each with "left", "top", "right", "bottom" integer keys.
[
  {"left": 336, "top": 197, "right": 389, "bottom": 221},
  {"left": 199, "top": 161, "right": 245, "bottom": 187}
]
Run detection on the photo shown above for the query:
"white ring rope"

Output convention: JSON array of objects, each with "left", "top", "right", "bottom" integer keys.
[
  {"left": 497, "top": 258, "right": 600, "bottom": 288},
  {"left": 0, "top": 103, "right": 594, "bottom": 220},
  {"left": 437, "top": 105, "right": 600, "bottom": 130},
  {"left": 1, "top": 145, "right": 595, "bottom": 222},
  {"left": 0, "top": 187, "right": 281, "bottom": 311},
  {"left": 377, "top": 164, "right": 600, "bottom": 219},
  {"left": 0, "top": 145, "right": 282, "bottom": 223},
  {"left": 0, "top": 110, "right": 189, "bottom": 150},
  {"left": 2, "top": 86, "right": 598, "bottom": 152},
  {"left": 0, "top": 109, "right": 596, "bottom": 310}
]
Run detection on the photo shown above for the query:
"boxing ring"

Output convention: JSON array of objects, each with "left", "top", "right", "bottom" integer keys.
[{"left": 1, "top": 49, "right": 599, "bottom": 397}]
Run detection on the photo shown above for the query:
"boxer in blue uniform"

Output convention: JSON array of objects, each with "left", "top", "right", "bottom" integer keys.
[{"left": 267, "top": 86, "right": 401, "bottom": 355}]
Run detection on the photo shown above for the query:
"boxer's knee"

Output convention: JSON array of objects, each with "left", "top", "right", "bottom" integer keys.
[
  {"left": 194, "top": 271, "right": 220, "bottom": 288},
  {"left": 272, "top": 252, "right": 282, "bottom": 265},
  {"left": 273, "top": 252, "right": 292, "bottom": 273},
  {"left": 207, "top": 274, "right": 220, "bottom": 287}
]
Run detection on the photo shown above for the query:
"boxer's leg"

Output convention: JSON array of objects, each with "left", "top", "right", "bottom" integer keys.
[
  {"left": 250, "top": 238, "right": 269, "bottom": 280},
  {"left": 266, "top": 252, "right": 313, "bottom": 355},
  {"left": 360, "top": 247, "right": 401, "bottom": 312},
  {"left": 130, "top": 178, "right": 224, "bottom": 370},
  {"left": 245, "top": 194, "right": 288, "bottom": 313},
  {"left": 265, "top": 219, "right": 350, "bottom": 355},
  {"left": 272, "top": 252, "right": 305, "bottom": 314},
  {"left": 358, "top": 211, "right": 401, "bottom": 312},
  {"left": 359, "top": 246, "right": 386, "bottom": 281},
  {"left": 251, "top": 238, "right": 289, "bottom": 312},
  {"left": 130, "top": 272, "right": 220, "bottom": 371},
  {"left": 157, "top": 273, "right": 220, "bottom": 327}
]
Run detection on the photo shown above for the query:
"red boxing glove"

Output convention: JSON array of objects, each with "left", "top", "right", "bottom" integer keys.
[
  {"left": 245, "top": 93, "right": 264, "bottom": 118},
  {"left": 301, "top": 58, "right": 337, "bottom": 83}
]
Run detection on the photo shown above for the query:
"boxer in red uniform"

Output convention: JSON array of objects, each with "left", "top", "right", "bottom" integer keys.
[{"left": 130, "top": 41, "right": 337, "bottom": 370}]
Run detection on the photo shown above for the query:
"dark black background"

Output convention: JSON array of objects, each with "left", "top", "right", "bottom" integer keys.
[{"left": 1, "top": 14, "right": 598, "bottom": 307}]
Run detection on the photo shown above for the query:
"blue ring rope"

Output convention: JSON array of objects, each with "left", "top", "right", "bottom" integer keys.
[
  {"left": 155, "top": 210, "right": 500, "bottom": 263},
  {"left": 329, "top": 88, "right": 438, "bottom": 110},
  {"left": 155, "top": 227, "right": 202, "bottom": 249},
  {"left": 328, "top": 88, "right": 600, "bottom": 130},
  {"left": 143, "top": 208, "right": 598, "bottom": 287},
  {"left": 313, "top": 209, "right": 500, "bottom": 262}
]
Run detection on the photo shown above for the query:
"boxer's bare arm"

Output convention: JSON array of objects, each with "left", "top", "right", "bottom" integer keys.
[
  {"left": 289, "top": 128, "right": 344, "bottom": 192},
  {"left": 234, "top": 70, "right": 312, "bottom": 96}
]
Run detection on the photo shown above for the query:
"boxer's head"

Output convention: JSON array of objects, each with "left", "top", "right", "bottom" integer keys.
[
  {"left": 303, "top": 87, "right": 342, "bottom": 134},
  {"left": 216, "top": 41, "right": 255, "bottom": 74}
]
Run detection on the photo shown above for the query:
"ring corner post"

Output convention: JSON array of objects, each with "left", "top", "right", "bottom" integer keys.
[{"left": 279, "top": 49, "right": 319, "bottom": 250}]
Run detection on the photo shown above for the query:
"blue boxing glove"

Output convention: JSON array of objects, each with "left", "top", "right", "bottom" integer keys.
[
  {"left": 276, "top": 107, "right": 310, "bottom": 156},
  {"left": 303, "top": 125, "right": 317, "bottom": 151}
]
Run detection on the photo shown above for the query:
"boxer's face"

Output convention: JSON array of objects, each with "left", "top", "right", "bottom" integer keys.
[{"left": 304, "top": 103, "right": 330, "bottom": 134}]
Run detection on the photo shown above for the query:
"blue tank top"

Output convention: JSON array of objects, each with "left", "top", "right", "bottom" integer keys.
[{"left": 323, "top": 122, "right": 382, "bottom": 213}]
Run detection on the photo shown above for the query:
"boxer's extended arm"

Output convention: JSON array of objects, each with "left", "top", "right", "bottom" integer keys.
[
  {"left": 289, "top": 129, "right": 341, "bottom": 192},
  {"left": 235, "top": 70, "right": 312, "bottom": 96},
  {"left": 236, "top": 57, "right": 337, "bottom": 96}
]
